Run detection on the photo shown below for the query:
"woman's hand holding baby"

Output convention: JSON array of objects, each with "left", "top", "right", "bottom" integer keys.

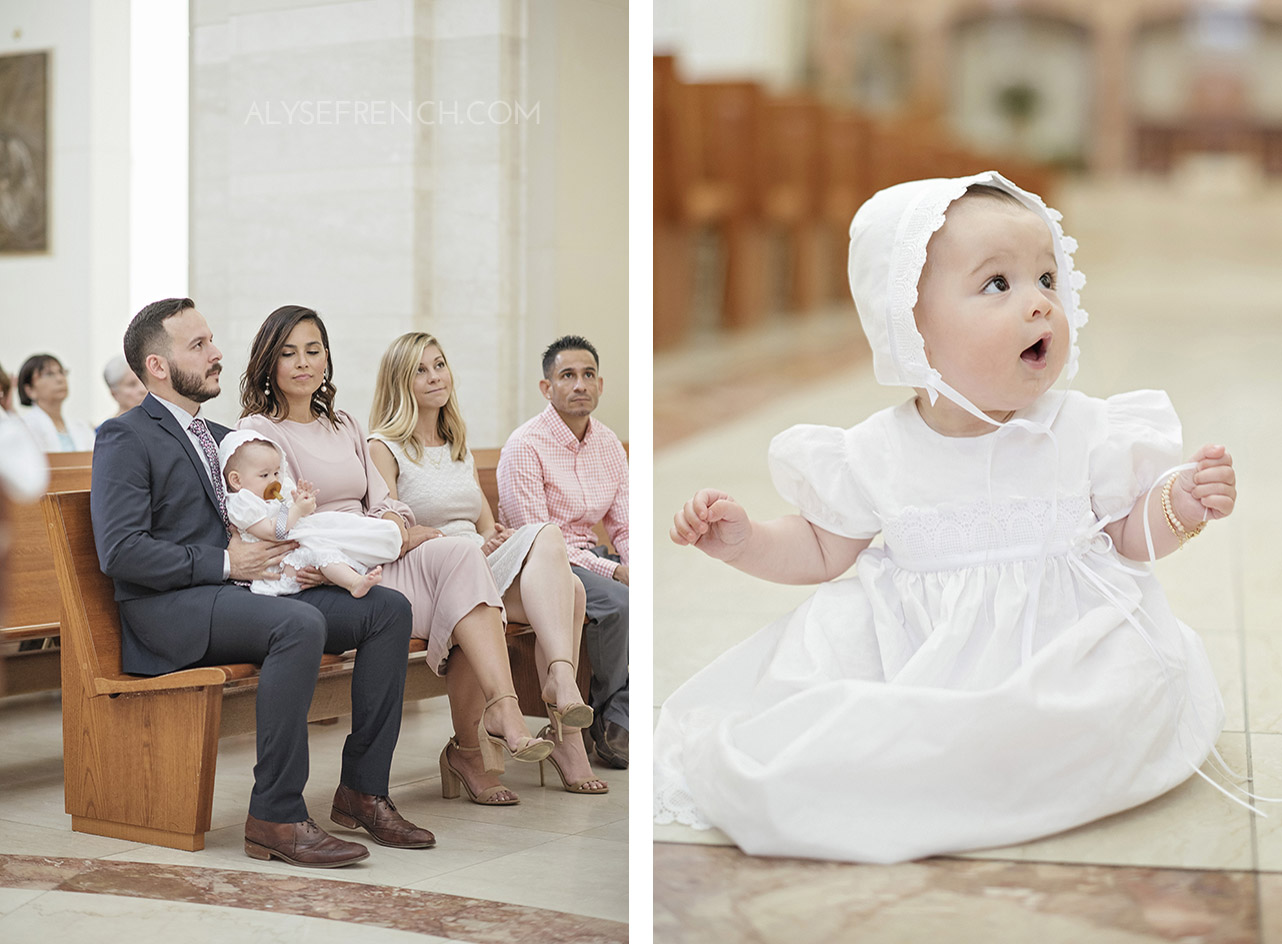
[
  {"left": 1172, "top": 444, "right": 1236, "bottom": 526},
  {"left": 671, "top": 489, "right": 753, "bottom": 561}
]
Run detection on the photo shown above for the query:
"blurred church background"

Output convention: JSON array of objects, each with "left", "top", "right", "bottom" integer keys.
[
  {"left": 654, "top": 0, "right": 1282, "bottom": 445},
  {"left": 655, "top": 2, "right": 1282, "bottom": 939},
  {"left": 0, "top": 2, "right": 628, "bottom": 941}
]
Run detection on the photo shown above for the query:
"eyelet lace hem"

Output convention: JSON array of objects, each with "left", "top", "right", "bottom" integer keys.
[{"left": 655, "top": 778, "right": 714, "bottom": 830}]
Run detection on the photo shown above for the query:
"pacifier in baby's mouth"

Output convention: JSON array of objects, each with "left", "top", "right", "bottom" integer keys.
[{"left": 264, "top": 481, "right": 282, "bottom": 500}]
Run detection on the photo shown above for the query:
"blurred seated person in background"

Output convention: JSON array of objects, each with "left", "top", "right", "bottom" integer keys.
[
  {"left": 18, "top": 353, "right": 95, "bottom": 452},
  {"left": 103, "top": 354, "right": 147, "bottom": 418},
  {"left": 0, "top": 364, "right": 14, "bottom": 415}
]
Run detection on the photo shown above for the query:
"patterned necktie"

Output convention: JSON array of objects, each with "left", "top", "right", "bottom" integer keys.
[{"left": 189, "top": 418, "right": 230, "bottom": 535}]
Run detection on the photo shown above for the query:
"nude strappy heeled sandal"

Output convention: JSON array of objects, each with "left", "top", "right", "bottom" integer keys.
[
  {"left": 477, "top": 692, "right": 554, "bottom": 773},
  {"left": 439, "top": 737, "right": 520, "bottom": 806},
  {"left": 543, "top": 658, "right": 594, "bottom": 740},
  {"left": 536, "top": 724, "right": 609, "bottom": 795}
]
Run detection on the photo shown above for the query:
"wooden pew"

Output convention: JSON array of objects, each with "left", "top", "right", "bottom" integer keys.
[
  {"left": 45, "top": 488, "right": 451, "bottom": 851},
  {"left": 0, "top": 454, "right": 92, "bottom": 697},
  {"left": 42, "top": 450, "right": 607, "bottom": 850},
  {"left": 761, "top": 93, "right": 825, "bottom": 313}
]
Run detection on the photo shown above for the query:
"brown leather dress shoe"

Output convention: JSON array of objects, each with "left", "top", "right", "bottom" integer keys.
[
  {"left": 244, "top": 814, "right": 369, "bottom": 868},
  {"left": 330, "top": 783, "right": 436, "bottom": 848},
  {"left": 589, "top": 718, "right": 629, "bottom": 769}
]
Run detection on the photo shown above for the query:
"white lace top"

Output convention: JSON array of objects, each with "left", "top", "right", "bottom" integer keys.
[
  {"left": 370, "top": 437, "right": 484, "bottom": 541},
  {"left": 370, "top": 435, "right": 547, "bottom": 595}
]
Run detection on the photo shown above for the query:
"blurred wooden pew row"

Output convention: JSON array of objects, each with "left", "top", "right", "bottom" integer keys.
[
  {"left": 654, "top": 54, "right": 1056, "bottom": 349},
  {"left": 0, "top": 451, "right": 91, "bottom": 697}
]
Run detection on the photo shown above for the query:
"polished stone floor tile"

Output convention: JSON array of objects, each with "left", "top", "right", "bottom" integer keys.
[
  {"left": 962, "top": 734, "right": 1254, "bottom": 871},
  {"left": 0, "top": 687, "right": 627, "bottom": 939},
  {"left": 0, "top": 890, "right": 453, "bottom": 944},
  {"left": 0, "top": 856, "right": 627, "bottom": 943},
  {"left": 654, "top": 844, "right": 1261, "bottom": 944},
  {"left": 414, "top": 834, "right": 630, "bottom": 923},
  {"left": 1245, "top": 733, "right": 1282, "bottom": 872},
  {"left": 1261, "top": 874, "right": 1282, "bottom": 943}
]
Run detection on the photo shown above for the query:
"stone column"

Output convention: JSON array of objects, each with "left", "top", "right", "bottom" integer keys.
[{"left": 189, "top": 0, "right": 528, "bottom": 445}]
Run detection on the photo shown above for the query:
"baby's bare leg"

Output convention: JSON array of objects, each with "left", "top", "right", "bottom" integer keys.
[{"left": 321, "top": 562, "right": 383, "bottom": 598}]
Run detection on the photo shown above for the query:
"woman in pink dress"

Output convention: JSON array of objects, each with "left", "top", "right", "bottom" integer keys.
[{"left": 238, "top": 306, "right": 551, "bottom": 803}]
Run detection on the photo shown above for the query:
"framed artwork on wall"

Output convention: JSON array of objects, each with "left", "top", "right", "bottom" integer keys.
[{"left": 0, "top": 51, "right": 48, "bottom": 253}]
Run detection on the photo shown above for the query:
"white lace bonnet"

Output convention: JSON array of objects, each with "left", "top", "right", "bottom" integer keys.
[
  {"left": 847, "top": 170, "right": 1087, "bottom": 411},
  {"left": 216, "top": 428, "right": 294, "bottom": 492}
]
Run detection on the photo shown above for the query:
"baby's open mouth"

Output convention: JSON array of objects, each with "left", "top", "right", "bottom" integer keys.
[{"left": 1021, "top": 335, "right": 1050, "bottom": 366}]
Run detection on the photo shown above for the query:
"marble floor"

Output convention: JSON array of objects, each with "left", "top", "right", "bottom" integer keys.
[
  {"left": 653, "top": 168, "right": 1282, "bottom": 941},
  {"left": 0, "top": 692, "right": 627, "bottom": 942}
]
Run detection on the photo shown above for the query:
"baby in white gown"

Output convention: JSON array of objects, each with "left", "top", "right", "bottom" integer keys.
[
  {"left": 218, "top": 430, "right": 402, "bottom": 598},
  {"left": 655, "top": 172, "right": 1239, "bottom": 864}
]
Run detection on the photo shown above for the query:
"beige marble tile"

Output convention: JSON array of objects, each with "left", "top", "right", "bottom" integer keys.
[
  {"left": 0, "top": 889, "right": 454, "bottom": 944},
  {"left": 0, "top": 887, "right": 46, "bottom": 916},
  {"left": 1244, "top": 732, "right": 1282, "bottom": 872},
  {"left": 654, "top": 823, "right": 733, "bottom": 847},
  {"left": 577, "top": 818, "right": 629, "bottom": 843},
  {"left": 961, "top": 734, "right": 1255, "bottom": 870},
  {"left": 1203, "top": 629, "right": 1247, "bottom": 733},
  {"left": 107, "top": 811, "right": 570, "bottom": 888},
  {"left": 1244, "top": 631, "right": 1282, "bottom": 735},
  {"left": 385, "top": 763, "right": 629, "bottom": 837},
  {"left": 654, "top": 844, "right": 1260, "bottom": 944},
  {"left": 414, "top": 835, "right": 628, "bottom": 923},
  {"left": 0, "top": 854, "right": 626, "bottom": 943},
  {"left": 0, "top": 819, "right": 145, "bottom": 861},
  {"left": 1262, "top": 873, "right": 1282, "bottom": 944}
]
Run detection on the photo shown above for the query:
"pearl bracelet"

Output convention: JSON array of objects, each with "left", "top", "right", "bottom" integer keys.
[{"left": 1161, "top": 474, "right": 1205, "bottom": 549}]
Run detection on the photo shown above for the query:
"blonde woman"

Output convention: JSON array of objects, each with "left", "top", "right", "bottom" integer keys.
[{"left": 370, "top": 332, "right": 607, "bottom": 801}]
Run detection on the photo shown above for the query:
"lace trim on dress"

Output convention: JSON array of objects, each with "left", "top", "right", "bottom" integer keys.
[
  {"left": 882, "top": 496, "right": 1092, "bottom": 570},
  {"left": 654, "top": 778, "right": 714, "bottom": 830}
]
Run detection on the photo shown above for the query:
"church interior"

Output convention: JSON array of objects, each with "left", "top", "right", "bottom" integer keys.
[
  {"left": 0, "top": 1, "right": 628, "bottom": 941},
  {"left": 654, "top": 0, "right": 1282, "bottom": 941}
]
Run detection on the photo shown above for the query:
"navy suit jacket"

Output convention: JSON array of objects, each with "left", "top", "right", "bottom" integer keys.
[{"left": 91, "top": 393, "right": 231, "bottom": 674}]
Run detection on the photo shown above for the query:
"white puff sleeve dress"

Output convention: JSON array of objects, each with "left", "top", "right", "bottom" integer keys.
[{"left": 654, "top": 389, "right": 1224, "bottom": 863}]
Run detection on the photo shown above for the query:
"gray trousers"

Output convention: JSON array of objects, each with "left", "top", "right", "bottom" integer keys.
[{"left": 571, "top": 549, "right": 629, "bottom": 730}]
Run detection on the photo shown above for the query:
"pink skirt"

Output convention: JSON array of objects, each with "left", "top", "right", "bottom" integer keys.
[{"left": 381, "top": 535, "right": 504, "bottom": 675}]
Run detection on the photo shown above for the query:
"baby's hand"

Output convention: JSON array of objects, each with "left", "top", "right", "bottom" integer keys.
[
  {"left": 671, "top": 488, "right": 752, "bottom": 561},
  {"left": 1173, "top": 444, "right": 1236, "bottom": 525},
  {"left": 293, "top": 490, "right": 317, "bottom": 516}
]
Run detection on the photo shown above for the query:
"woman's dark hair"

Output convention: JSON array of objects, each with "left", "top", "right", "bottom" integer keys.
[
  {"left": 17, "top": 353, "right": 62, "bottom": 406},
  {"left": 239, "top": 305, "right": 342, "bottom": 426}
]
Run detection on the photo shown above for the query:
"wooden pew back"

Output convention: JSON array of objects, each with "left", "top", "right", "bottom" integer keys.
[{"left": 7, "top": 459, "right": 91, "bottom": 635}]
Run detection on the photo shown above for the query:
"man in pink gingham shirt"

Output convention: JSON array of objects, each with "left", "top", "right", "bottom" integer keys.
[{"left": 498, "top": 336, "right": 629, "bottom": 768}]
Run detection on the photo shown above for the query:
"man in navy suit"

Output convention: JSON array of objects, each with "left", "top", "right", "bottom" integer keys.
[{"left": 92, "top": 297, "right": 433, "bottom": 867}]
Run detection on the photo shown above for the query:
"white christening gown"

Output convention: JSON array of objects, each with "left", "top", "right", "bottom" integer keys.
[
  {"left": 226, "top": 489, "right": 403, "bottom": 596},
  {"left": 653, "top": 389, "right": 1225, "bottom": 863}
]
